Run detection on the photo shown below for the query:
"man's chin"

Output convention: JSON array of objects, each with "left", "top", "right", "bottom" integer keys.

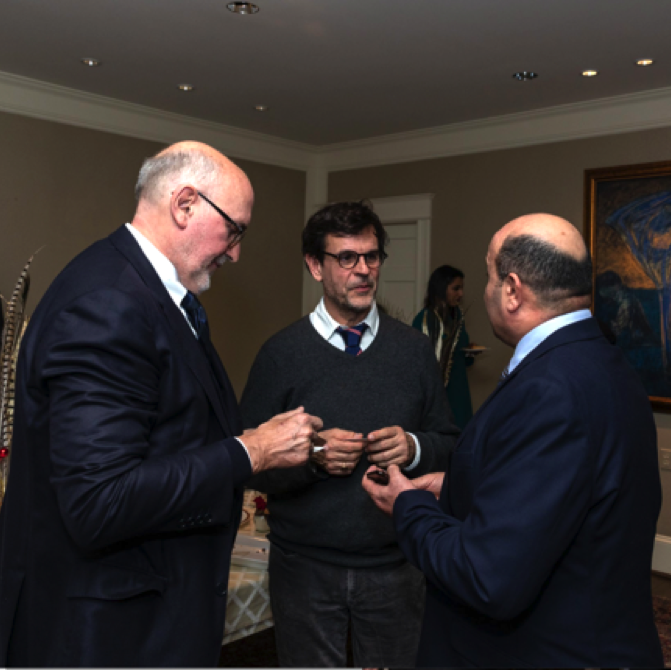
[
  {"left": 346, "top": 295, "right": 374, "bottom": 314},
  {"left": 192, "top": 273, "right": 212, "bottom": 294}
]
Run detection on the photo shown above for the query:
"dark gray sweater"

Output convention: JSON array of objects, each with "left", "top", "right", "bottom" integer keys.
[{"left": 241, "top": 313, "right": 458, "bottom": 568}]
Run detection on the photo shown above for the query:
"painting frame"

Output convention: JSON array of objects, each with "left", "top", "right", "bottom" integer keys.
[{"left": 585, "top": 159, "right": 671, "bottom": 412}]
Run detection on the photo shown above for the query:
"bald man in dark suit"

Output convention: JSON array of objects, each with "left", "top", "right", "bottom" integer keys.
[{"left": 364, "top": 213, "right": 663, "bottom": 668}]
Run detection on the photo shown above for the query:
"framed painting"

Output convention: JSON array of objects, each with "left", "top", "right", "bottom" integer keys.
[{"left": 585, "top": 160, "right": 671, "bottom": 412}]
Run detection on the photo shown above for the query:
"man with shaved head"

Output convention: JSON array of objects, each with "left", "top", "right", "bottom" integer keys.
[
  {"left": 0, "top": 141, "right": 321, "bottom": 667},
  {"left": 364, "top": 213, "right": 663, "bottom": 667}
]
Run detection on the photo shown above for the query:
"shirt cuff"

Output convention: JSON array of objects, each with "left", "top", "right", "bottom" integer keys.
[
  {"left": 403, "top": 433, "right": 421, "bottom": 471},
  {"left": 235, "top": 437, "right": 253, "bottom": 467}
]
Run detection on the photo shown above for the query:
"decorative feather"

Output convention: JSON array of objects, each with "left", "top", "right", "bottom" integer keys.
[{"left": 0, "top": 251, "right": 39, "bottom": 501}]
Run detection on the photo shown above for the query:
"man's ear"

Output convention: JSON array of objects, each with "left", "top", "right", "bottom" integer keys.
[
  {"left": 304, "top": 255, "right": 323, "bottom": 282},
  {"left": 171, "top": 185, "right": 198, "bottom": 229},
  {"left": 503, "top": 272, "right": 523, "bottom": 314}
]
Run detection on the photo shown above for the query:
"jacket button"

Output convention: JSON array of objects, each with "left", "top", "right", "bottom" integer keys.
[{"left": 215, "top": 582, "right": 228, "bottom": 597}]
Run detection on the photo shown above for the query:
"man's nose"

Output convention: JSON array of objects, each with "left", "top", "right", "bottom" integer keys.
[
  {"left": 353, "top": 256, "right": 370, "bottom": 273},
  {"left": 226, "top": 244, "right": 241, "bottom": 263}
]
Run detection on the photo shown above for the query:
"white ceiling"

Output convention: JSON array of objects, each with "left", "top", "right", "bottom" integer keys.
[{"left": 0, "top": 0, "right": 669, "bottom": 146}]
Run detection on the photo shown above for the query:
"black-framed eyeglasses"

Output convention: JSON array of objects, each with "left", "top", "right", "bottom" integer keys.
[
  {"left": 197, "top": 190, "right": 247, "bottom": 248},
  {"left": 323, "top": 250, "right": 387, "bottom": 269}
]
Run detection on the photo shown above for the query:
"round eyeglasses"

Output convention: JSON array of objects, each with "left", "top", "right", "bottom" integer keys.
[{"left": 323, "top": 250, "right": 387, "bottom": 269}]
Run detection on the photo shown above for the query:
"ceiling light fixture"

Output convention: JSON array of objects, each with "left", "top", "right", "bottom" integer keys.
[
  {"left": 254, "top": 105, "right": 268, "bottom": 112},
  {"left": 227, "top": 2, "right": 259, "bottom": 14},
  {"left": 81, "top": 57, "right": 101, "bottom": 67},
  {"left": 636, "top": 59, "right": 654, "bottom": 67},
  {"left": 178, "top": 84, "right": 194, "bottom": 92},
  {"left": 512, "top": 71, "right": 538, "bottom": 81},
  {"left": 582, "top": 70, "right": 599, "bottom": 77}
]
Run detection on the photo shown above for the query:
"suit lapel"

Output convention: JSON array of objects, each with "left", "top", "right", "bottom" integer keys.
[
  {"left": 467, "top": 318, "right": 604, "bottom": 423},
  {"left": 503, "top": 317, "right": 603, "bottom": 384},
  {"left": 107, "top": 226, "right": 235, "bottom": 437},
  {"left": 199, "top": 322, "right": 242, "bottom": 435}
]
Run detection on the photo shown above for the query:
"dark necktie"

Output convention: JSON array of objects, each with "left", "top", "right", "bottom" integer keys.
[
  {"left": 181, "top": 291, "right": 207, "bottom": 339},
  {"left": 337, "top": 322, "right": 368, "bottom": 356},
  {"left": 181, "top": 291, "right": 239, "bottom": 436}
]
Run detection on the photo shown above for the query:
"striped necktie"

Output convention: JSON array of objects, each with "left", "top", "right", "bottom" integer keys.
[
  {"left": 337, "top": 322, "right": 368, "bottom": 356},
  {"left": 181, "top": 291, "right": 208, "bottom": 338}
]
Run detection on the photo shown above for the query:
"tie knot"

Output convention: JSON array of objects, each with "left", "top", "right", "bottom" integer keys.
[
  {"left": 181, "top": 291, "right": 207, "bottom": 337},
  {"left": 337, "top": 322, "right": 368, "bottom": 356}
]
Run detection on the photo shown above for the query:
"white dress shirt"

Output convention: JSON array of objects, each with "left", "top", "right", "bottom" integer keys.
[
  {"left": 309, "top": 298, "right": 421, "bottom": 470},
  {"left": 506, "top": 309, "right": 593, "bottom": 374},
  {"left": 125, "top": 223, "right": 196, "bottom": 336}
]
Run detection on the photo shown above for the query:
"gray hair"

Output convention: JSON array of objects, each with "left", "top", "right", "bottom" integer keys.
[
  {"left": 135, "top": 149, "right": 220, "bottom": 203},
  {"left": 495, "top": 234, "right": 592, "bottom": 308}
]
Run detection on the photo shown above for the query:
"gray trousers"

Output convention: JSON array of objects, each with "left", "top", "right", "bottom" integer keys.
[{"left": 268, "top": 544, "right": 425, "bottom": 667}]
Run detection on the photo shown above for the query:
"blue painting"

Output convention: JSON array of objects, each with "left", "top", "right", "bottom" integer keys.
[{"left": 589, "top": 163, "right": 671, "bottom": 408}]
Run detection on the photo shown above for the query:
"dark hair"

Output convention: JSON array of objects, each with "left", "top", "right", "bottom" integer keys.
[
  {"left": 425, "top": 265, "right": 464, "bottom": 311},
  {"left": 302, "top": 201, "right": 389, "bottom": 261},
  {"left": 495, "top": 234, "right": 592, "bottom": 306}
]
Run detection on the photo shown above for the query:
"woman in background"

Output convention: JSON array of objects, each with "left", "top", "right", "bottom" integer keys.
[{"left": 412, "top": 265, "right": 478, "bottom": 430}]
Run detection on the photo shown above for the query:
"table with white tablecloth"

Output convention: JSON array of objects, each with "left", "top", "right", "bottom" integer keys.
[{"left": 223, "top": 514, "right": 272, "bottom": 645}]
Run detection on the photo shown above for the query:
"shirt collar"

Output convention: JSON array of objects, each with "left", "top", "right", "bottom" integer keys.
[
  {"left": 125, "top": 223, "right": 187, "bottom": 311},
  {"left": 507, "top": 309, "right": 592, "bottom": 374},
  {"left": 311, "top": 298, "right": 379, "bottom": 340}
]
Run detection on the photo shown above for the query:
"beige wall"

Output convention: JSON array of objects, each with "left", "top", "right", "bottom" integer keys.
[
  {"left": 329, "top": 126, "right": 671, "bottom": 535},
  {"left": 4, "top": 106, "right": 671, "bottom": 533},
  {"left": 0, "top": 110, "right": 306, "bottom": 401},
  {"left": 201, "top": 157, "right": 306, "bottom": 395}
]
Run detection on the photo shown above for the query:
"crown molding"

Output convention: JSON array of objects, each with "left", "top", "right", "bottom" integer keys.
[
  {"left": 321, "top": 86, "right": 671, "bottom": 171},
  {"left": 3, "top": 70, "right": 671, "bottom": 174},
  {"left": 0, "top": 70, "right": 317, "bottom": 171}
]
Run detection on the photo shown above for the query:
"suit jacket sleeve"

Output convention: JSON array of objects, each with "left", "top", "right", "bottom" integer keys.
[
  {"left": 240, "top": 339, "right": 324, "bottom": 494},
  {"left": 393, "top": 374, "right": 594, "bottom": 621},
  {"left": 40, "top": 289, "right": 251, "bottom": 552}
]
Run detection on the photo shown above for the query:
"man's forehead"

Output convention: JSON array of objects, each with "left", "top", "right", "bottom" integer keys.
[{"left": 325, "top": 230, "right": 378, "bottom": 250}]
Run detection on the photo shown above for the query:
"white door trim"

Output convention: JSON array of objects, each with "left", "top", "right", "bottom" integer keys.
[
  {"left": 370, "top": 194, "right": 434, "bottom": 313},
  {"left": 653, "top": 535, "right": 671, "bottom": 575}
]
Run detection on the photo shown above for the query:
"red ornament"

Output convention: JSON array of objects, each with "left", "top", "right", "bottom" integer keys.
[
  {"left": 0, "top": 447, "right": 9, "bottom": 459},
  {"left": 253, "top": 496, "right": 267, "bottom": 512}
]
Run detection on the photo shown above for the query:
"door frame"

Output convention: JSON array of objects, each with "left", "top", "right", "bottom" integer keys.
[{"left": 370, "top": 194, "right": 434, "bottom": 315}]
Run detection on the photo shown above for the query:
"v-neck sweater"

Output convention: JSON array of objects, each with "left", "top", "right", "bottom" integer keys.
[{"left": 241, "top": 313, "right": 457, "bottom": 568}]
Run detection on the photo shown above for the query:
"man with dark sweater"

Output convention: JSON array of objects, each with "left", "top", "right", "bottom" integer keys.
[{"left": 240, "top": 201, "right": 458, "bottom": 667}]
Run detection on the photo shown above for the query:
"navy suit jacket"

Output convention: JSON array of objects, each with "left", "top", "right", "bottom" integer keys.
[
  {"left": 0, "top": 226, "right": 252, "bottom": 666},
  {"left": 394, "top": 317, "right": 663, "bottom": 667}
]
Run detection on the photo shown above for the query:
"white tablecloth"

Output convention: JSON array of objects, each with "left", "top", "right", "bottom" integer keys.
[
  {"left": 223, "top": 513, "right": 272, "bottom": 645},
  {"left": 223, "top": 565, "right": 272, "bottom": 644}
]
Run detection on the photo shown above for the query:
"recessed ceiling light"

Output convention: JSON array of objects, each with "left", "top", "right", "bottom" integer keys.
[
  {"left": 227, "top": 2, "right": 259, "bottom": 14},
  {"left": 582, "top": 70, "right": 599, "bottom": 77},
  {"left": 512, "top": 71, "right": 538, "bottom": 81},
  {"left": 177, "top": 84, "right": 194, "bottom": 92},
  {"left": 81, "top": 57, "right": 101, "bottom": 67},
  {"left": 636, "top": 59, "right": 654, "bottom": 67},
  {"left": 254, "top": 105, "right": 268, "bottom": 112}
]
